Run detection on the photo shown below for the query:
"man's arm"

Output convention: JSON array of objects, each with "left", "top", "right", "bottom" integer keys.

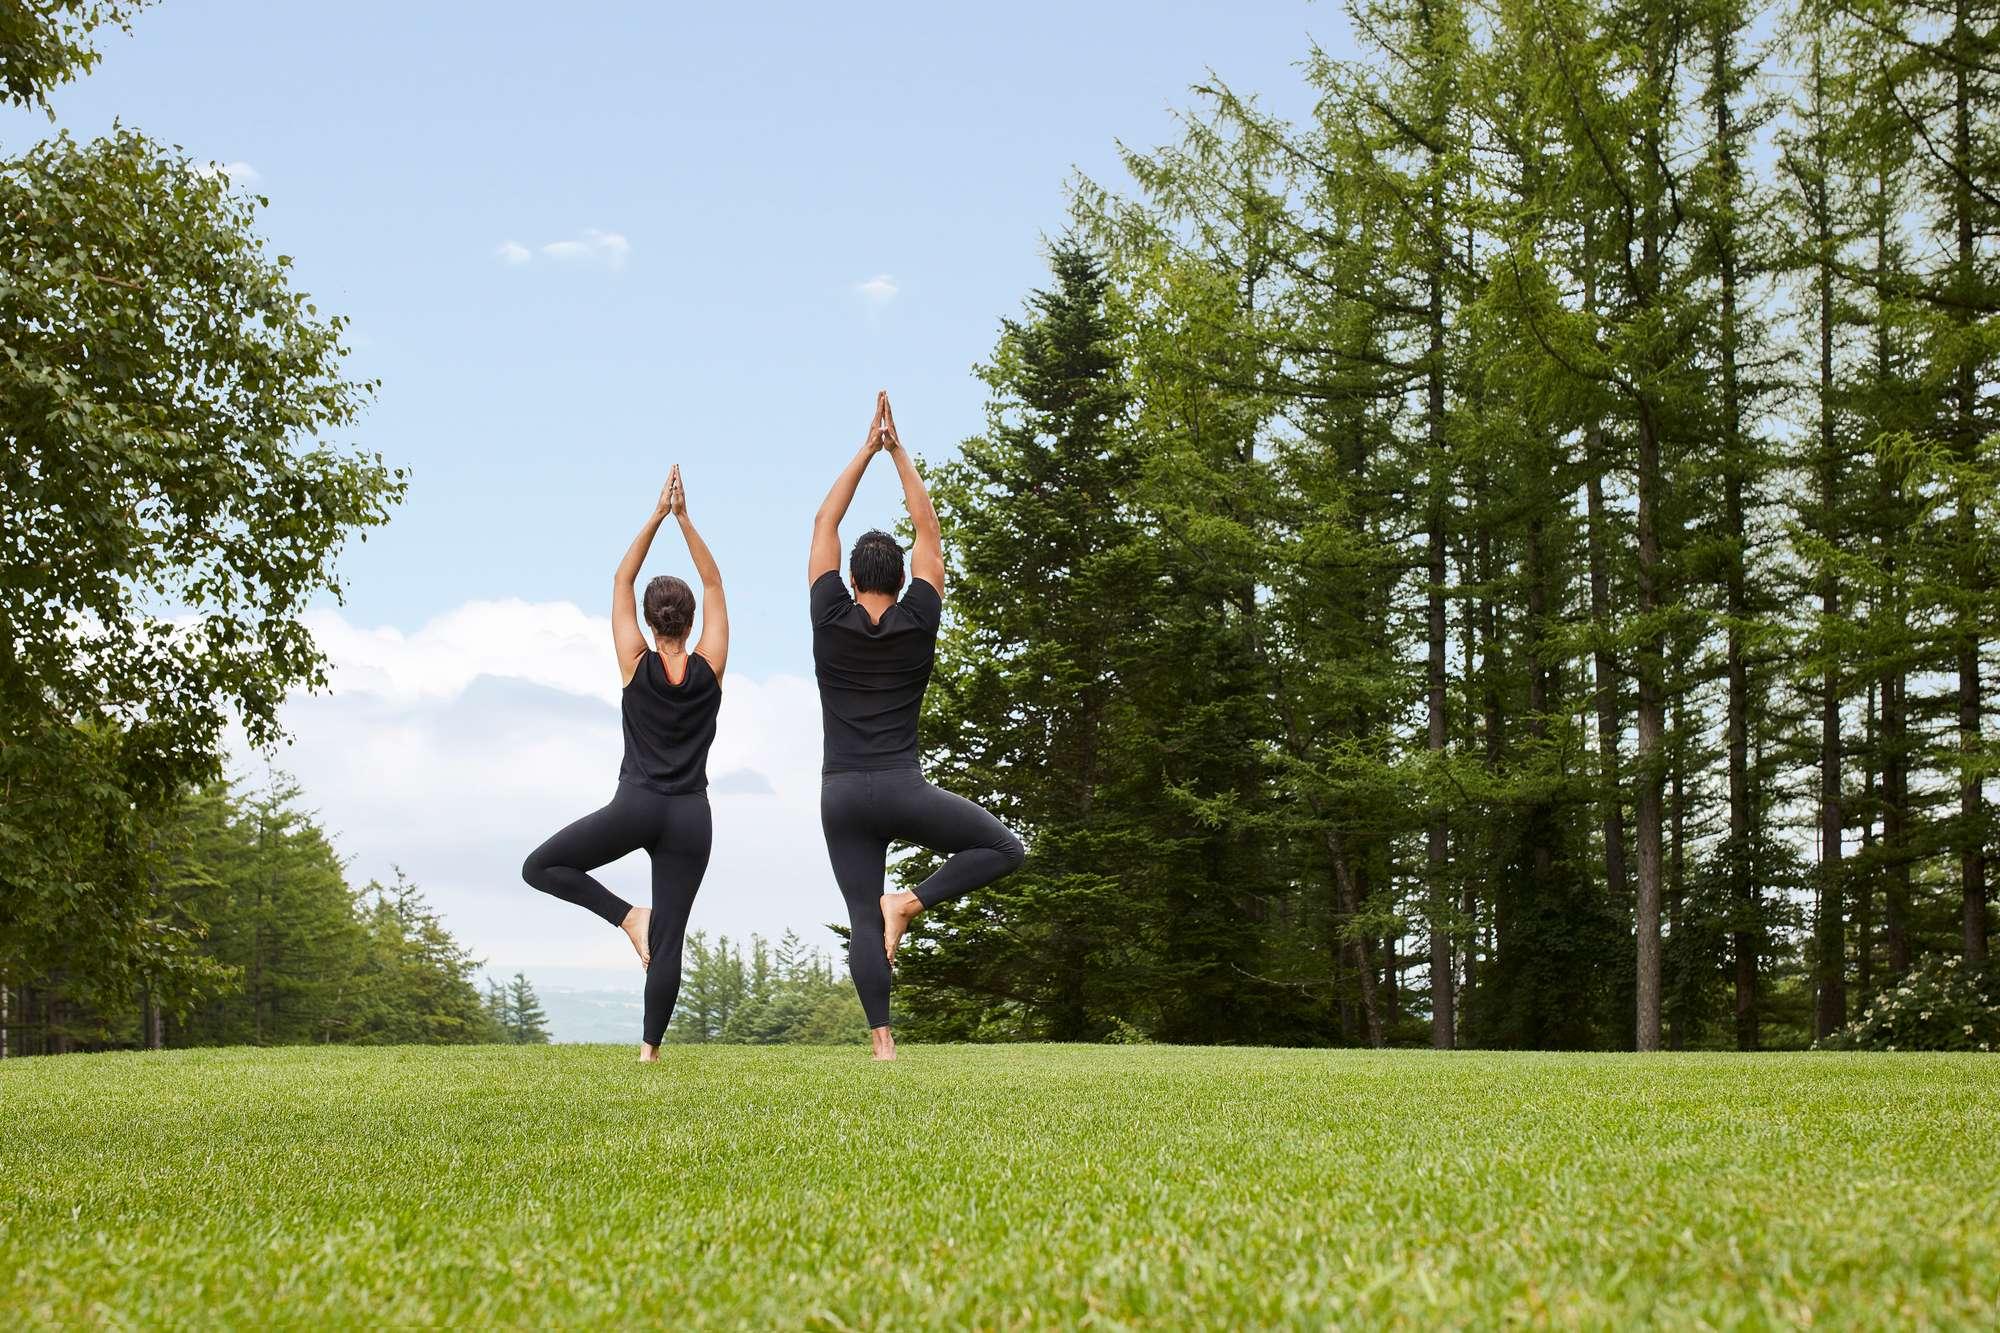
[
  {"left": 614, "top": 475, "right": 675, "bottom": 684},
  {"left": 810, "top": 393, "right": 888, "bottom": 583},
  {"left": 881, "top": 396, "right": 944, "bottom": 594},
  {"left": 673, "top": 468, "right": 730, "bottom": 681}
]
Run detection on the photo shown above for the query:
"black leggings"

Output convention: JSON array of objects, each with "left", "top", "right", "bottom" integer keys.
[
  {"left": 820, "top": 766, "right": 1024, "bottom": 1029},
  {"left": 521, "top": 784, "right": 712, "bottom": 1046}
]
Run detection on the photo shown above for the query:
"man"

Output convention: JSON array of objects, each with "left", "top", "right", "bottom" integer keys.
[{"left": 808, "top": 391, "right": 1024, "bottom": 1060}]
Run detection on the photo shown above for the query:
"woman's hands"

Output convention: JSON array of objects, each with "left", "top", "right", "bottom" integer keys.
[
  {"left": 653, "top": 465, "right": 689, "bottom": 519},
  {"left": 877, "top": 393, "right": 902, "bottom": 453}
]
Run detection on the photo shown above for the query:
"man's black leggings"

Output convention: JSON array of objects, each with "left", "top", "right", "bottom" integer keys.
[
  {"left": 820, "top": 765, "right": 1024, "bottom": 1029},
  {"left": 521, "top": 784, "right": 712, "bottom": 1046}
]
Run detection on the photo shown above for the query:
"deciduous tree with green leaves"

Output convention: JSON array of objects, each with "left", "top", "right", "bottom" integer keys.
[{"left": 0, "top": 1, "right": 405, "bottom": 1031}]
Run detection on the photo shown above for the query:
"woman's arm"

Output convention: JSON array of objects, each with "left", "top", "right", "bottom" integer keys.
[
  {"left": 613, "top": 476, "right": 674, "bottom": 684},
  {"left": 881, "top": 396, "right": 944, "bottom": 594},
  {"left": 674, "top": 469, "right": 730, "bottom": 681},
  {"left": 810, "top": 393, "right": 888, "bottom": 583}
]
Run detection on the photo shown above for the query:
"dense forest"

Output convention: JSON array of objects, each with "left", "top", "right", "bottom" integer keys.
[
  {"left": 898, "top": 0, "right": 1998, "bottom": 1052},
  {"left": 0, "top": 779, "right": 539, "bottom": 1055}
]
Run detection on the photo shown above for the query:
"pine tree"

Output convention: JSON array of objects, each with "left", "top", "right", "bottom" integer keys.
[
  {"left": 899, "top": 238, "right": 1169, "bottom": 1040},
  {"left": 506, "top": 973, "right": 551, "bottom": 1044},
  {"left": 486, "top": 980, "right": 511, "bottom": 1035}
]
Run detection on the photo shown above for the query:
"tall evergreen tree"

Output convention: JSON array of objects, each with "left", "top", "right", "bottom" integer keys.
[
  {"left": 901, "top": 239, "right": 1177, "bottom": 1040},
  {"left": 505, "top": 973, "right": 551, "bottom": 1044}
]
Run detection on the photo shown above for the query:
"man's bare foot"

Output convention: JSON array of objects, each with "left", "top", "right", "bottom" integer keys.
[
  {"left": 870, "top": 1026, "right": 897, "bottom": 1061},
  {"left": 638, "top": 1043, "right": 660, "bottom": 1063},
  {"left": 881, "top": 891, "right": 922, "bottom": 963},
  {"left": 621, "top": 906, "right": 652, "bottom": 968}
]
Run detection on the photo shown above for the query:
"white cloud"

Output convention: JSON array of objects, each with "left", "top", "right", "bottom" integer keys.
[
  {"left": 195, "top": 160, "right": 260, "bottom": 183},
  {"left": 854, "top": 273, "right": 899, "bottom": 304},
  {"left": 491, "top": 229, "right": 632, "bottom": 270},
  {"left": 234, "top": 600, "right": 842, "bottom": 973},
  {"left": 590, "top": 229, "right": 631, "bottom": 264},
  {"left": 540, "top": 228, "right": 630, "bottom": 269}
]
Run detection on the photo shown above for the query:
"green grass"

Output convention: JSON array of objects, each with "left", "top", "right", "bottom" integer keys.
[{"left": 2, "top": 1046, "right": 1996, "bottom": 1329}]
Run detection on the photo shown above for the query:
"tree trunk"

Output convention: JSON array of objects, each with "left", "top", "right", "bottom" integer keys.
[
  {"left": 1874, "top": 166, "right": 1913, "bottom": 978},
  {"left": 1457, "top": 827, "right": 1477, "bottom": 1044},
  {"left": 1947, "top": 0, "right": 1989, "bottom": 968},
  {"left": 1634, "top": 405, "right": 1666, "bottom": 1053},
  {"left": 1858, "top": 681, "right": 1878, "bottom": 996},
  {"left": 1426, "top": 271, "right": 1453, "bottom": 1051},
  {"left": 1812, "top": 36, "right": 1845, "bottom": 1036},
  {"left": 1325, "top": 826, "right": 1384, "bottom": 1047},
  {"left": 1884, "top": 661, "right": 1912, "bottom": 973},
  {"left": 1384, "top": 933, "right": 1401, "bottom": 1026},
  {"left": 1580, "top": 226, "right": 1630, "bottom": 920},
  {"left": 1526, "top": 517, "right": 1553, "bottom": 885},
  {"left": 1668, "top": 698, "right": 1687, "bottom": 1052},
  {"left": 1707, "top": 0, "right": 1760, "bottom": 1053}
]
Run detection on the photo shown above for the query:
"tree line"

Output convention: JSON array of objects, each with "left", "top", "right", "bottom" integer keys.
[
  {"left": 0, "top": 778, "right": 552, "bottom": 1055},
  {"left": 898, "top": 0, "right": 1997, "bottom": 1051},
  {"left": 664, "top": 932, "right": 868, "bottom": 1044}
]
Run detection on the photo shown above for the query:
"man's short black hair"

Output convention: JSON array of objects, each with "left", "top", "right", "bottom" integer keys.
[{"left": 849, "top": 529, "right": 906, "bottom": 595}]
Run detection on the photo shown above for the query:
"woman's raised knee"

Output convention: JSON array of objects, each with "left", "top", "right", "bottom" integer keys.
[{"left": 521, "top": 850, "right": 553, "bottom": 888}]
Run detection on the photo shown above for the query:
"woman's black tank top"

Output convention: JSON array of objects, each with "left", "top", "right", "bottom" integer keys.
[{"left": 617, "top": 649, "right": 722, "bottom": 795}]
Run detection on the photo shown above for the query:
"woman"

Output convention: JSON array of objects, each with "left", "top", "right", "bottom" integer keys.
[{"left": 521, "top": 465, "right": 728, "bottom": 1062}]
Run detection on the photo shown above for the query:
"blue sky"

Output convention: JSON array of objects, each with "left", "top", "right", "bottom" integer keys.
[
  {"left": 20, "top": 0, "right": 1334, "bottom": 664},
  {"left": 10, "top": 1, "right": 1348, "bottom": 1009}
]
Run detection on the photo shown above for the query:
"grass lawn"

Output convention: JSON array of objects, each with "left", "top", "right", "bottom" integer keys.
[{"left": 2, "top": 1045, "right": 1995, "bottom": 1328}]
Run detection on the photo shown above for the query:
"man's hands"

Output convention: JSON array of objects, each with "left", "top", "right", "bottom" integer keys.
[
  {"left": 865, "top": 391, "right": 892, "bottom": 454},
  {"left": 814, "top": 393, "right": 894, "bottom": 583},
  {"left": 854, "top": 389, "right": 908, "bottom": 456},
  {"left": 874, "top": 390, "right": 943, "bottom": 594}
]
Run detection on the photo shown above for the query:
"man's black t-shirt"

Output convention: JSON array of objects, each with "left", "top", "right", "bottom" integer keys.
[{"left": 810, "top": 569, "right": 941, "bottom": 772}]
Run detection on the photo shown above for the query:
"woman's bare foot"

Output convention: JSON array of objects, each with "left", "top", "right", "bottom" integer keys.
[
  {"left": 870, "top": 1026, "right": 897, "bottom": 1061},
  {"left": 638, "top": 1043, "right": 660, "bottom": 1063},
  {"left": 621, "top": 906, "right": 652, "bottom": 968},
  {"left": 881, "top": 891, "right": 922, "bottom": 963}
]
